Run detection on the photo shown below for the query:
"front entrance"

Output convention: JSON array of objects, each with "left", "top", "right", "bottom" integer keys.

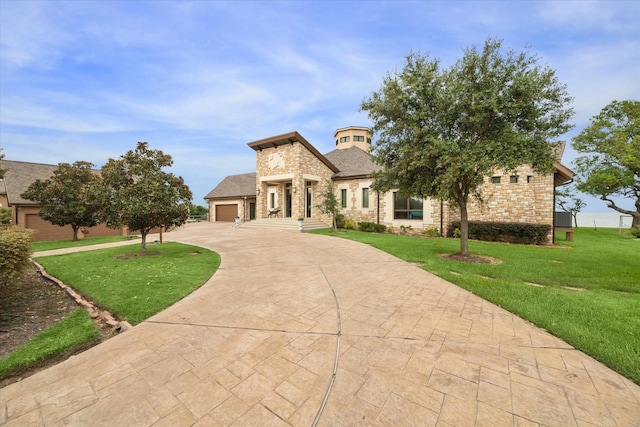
[
  {"left": 249, "top": 202, "right": 256, "bottom": 220},
  {"left": 306, "top": 184, "right": 312, "bottom": 218},
  {"left": 285, "top": 184, "right": 292, "bottom": 218}
]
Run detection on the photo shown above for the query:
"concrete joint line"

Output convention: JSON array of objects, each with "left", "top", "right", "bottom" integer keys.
[{"left": 312, "top": 266, "right": 342, "bottom": 427}]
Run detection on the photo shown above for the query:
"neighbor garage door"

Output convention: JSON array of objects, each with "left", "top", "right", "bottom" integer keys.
[
  {"left": 215, "top": 204, "right": 238, "bottom": 222},
  {"left": 25, "top": 214, "right": 70, "bottom": 241}
]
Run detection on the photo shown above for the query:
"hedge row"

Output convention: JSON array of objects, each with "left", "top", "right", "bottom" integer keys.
[
  {"left": 0, "top": 226, "right": 34, "bottom": 284},
  {"left": 449, "top": 221, "right": 551, "bottom": 245},
  {"left": 357, "top": 221, "right": 387, "bottom": 233}
]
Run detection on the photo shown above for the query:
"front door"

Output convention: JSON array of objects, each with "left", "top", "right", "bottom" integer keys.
[
  {"left": 249, "top": 202, "right": 256, "bottom": 220},
  {"left": 306, "top": 185, "right": 312, "bottom": 218},
  {"left": 285, "top": 184, "right": 292, "bottom": 218}
]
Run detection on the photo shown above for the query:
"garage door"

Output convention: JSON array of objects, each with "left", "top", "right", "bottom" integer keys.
[
  {"left": 215, "top": 204, "right": 238, "bottom": 222},
  {"left": 25, "top": 214, "right": 71, "bottom": 241}
]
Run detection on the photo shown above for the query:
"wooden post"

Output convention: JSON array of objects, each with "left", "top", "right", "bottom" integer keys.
[{"left": 159, "top": 227, "right": 163, "bottom": 244}]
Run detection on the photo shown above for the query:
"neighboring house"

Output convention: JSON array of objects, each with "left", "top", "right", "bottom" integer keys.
[
  {"left": 205, "top": 126, "right": 575, "bottom": 242},
  {"left": 0, "top": 160, "right": 123, "bottom": 241}
]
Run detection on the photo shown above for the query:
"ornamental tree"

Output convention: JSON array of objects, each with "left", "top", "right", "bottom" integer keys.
[
  {"left": 21, "top": 161, "right": 104, "bottom": 240},
  {"left": 572, "top": 100, "right": 639, "bottom": 228},
  {"left": 100, "top": 142, "right": 192, "bottom": 252},
  {"left": 316, "top": 179, "right": 340, "bottom": 231},
  {"left": 361, "top": 38, "right": 574, "bottom": 254},
  {"left": 556, "top": 185, "right": 586, "bottom": 228}
]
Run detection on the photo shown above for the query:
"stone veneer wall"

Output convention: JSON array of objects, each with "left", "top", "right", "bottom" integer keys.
[
  {"left": 255, "top": 143, "right": 334, "bottom": 223},
  {"left": 448, "top": 165, "right": 556, "bottom": 240},
  {"left": 334, "top": 178, "right": 378, "bottom": 223}
]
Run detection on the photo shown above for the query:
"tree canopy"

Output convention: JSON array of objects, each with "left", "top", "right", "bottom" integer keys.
[
  {"left": 100, "top": 142, "right": 192, "bottom": 251},
  {"left": 360, "top": 38, "right": 574, "bottom": 254},
  {"left": 572, "top": 100, "right": 639, "bottom": 228},
  {"left": 21, "top": 161, "right": 103, "bottom": 240}
]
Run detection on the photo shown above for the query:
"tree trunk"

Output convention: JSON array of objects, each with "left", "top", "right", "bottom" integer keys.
[
  {"left": 72, "top": 226, "right": 79, "bottom": 241},
  {"left": 459, "top": 201, "right": 469, "bottom": 255},
  {"left": 140, "top": 231, "right": 147, "bottom": 253}
]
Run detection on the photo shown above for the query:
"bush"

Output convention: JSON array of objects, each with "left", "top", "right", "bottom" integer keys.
[
  {"left": 0, "top": 226, "right": 34, "bottom": 284},
  {"left": 344, "top": 219, "right": 357, "bottom": 230},
  {"left": 422, "top": 227, "right": 441, "bottom": 237},
  {"left": 0, "top": 208, "right": 11, "bottom": 225},
  {"left": 449, "top": 221, "right": 551, "bottom": 245},
  {"left": 631, "top": 226, "right": 640, "bottom": 238},
  {"left": 358, "top": 221, "right": 387, "bottom": 233},
  {"left": 335, "top": 214, "right": 346, "bottom": 229}
]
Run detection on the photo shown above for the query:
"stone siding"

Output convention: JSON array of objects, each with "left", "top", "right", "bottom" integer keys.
[{"left": 255, "top": 143, "right": 333, "bottom": 223}]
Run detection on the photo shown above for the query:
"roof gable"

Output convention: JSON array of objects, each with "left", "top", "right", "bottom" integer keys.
[
  {"left": 204, "top": 172, "right": 256, "bottom": 199},
  {"left": 1, "top": 160, "right": 61, "bottom": 205}
]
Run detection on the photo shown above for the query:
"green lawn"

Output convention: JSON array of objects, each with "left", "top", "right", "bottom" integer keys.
[
  {"left": 311, "top": 227, "right": 640, "bottom": 385},
  {"left": 36, "top": 242, "right": 220, "bottom": 325},
  {"left": 32, "top": 235, "right": 134, "bottom": 252},
  {"left": 0, "top": 309, "right": 99, "bottom": 378}
]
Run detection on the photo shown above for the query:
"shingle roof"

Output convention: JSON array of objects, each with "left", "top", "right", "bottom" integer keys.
[
  {"left": 1, "top": 160, "right": 61, "bottom": 205},
  {"left": 323, "top": 146, "right": 382, "bottom": 179},
  {"left": 204, "top": 172, "right": 256, "bottom": 200}
]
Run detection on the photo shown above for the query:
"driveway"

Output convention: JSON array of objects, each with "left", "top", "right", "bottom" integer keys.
[{"left": 2, "top": 222, "right": 639, "bottom": 426}]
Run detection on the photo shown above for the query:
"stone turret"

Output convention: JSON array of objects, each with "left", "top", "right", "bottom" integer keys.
[{"left": 334, "top": 126, "right": 373, "bottom": 152}]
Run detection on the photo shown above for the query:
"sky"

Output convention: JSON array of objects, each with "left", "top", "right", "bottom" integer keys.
[{"left": 1, "top": 0, "right": 638, "bottom": 212}]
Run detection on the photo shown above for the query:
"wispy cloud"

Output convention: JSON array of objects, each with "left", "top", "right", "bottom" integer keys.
[{"left": 1, "top": 0, "right": 638, "bottom": 210}]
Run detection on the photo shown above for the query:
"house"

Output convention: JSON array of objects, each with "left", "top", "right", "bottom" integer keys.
[
  {"left": 0, "top": 160, "right": 124, "bottom": 241},
  {"left": 204, "top": 126, "right": 574, "bottom": 242}
]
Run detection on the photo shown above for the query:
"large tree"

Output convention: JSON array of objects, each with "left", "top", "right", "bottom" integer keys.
[
  {"left": 361, "top": 38, "right": 574, "bottom": 254},
  {"left": 21, "top": 161, "right": 104, "bottom": 240},
  {"left": 101, "top": 142, "right": 192, "bottom": 251},
  {"left": 572, "top": 100, "right": 639, "bottom": 228}
]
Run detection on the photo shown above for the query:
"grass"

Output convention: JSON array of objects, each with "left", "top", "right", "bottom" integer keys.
[
  {"left": 36, "top": 242, "right": 221, "bottom": 325},
  {"left": 311, "top": 227, "right": 640, "bottom": 385},
  {"left": 32, "top": 235, "right": 134, "bottom": 252},
  {"left": 0, "top": 309, "right": 99, "bottom": 378}
]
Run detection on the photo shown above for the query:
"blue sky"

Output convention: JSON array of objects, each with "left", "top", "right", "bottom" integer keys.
[{"left": 1, "top": 0, "right": 638, "bottom": 212}]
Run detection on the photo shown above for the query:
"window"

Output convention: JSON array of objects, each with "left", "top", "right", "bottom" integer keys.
[
  {"left": 510, "top": 175, "right": 518, "bottom": 184},
  {"left": 367, "top": 137, "right": 372, "bottom": 144},
  {"left": 491, "top": 176, "right": 501, "bottom": 184},
  {"left": 341, "top": 189, "right": 347, "bottom": 208},
  {"left": 270, "top": 192, "right": 275, "bottom": 208},
  {"left": 335, "top": 139, "right": 339, "bottom": 146},
  {"left": 354, "top": 135, "right": 364, "bottom": 142},
  {"left": 340, "top": 136, "right": 350, "bottom": 143},
  {"left": 393, "top": 193, "right": 423, "bottom": 220},
  {"left": 527, "top": 175, "right": 534, "bottom": 183},
  {"left": 362, "top": 188, "right": 369, "bottom": 208}
]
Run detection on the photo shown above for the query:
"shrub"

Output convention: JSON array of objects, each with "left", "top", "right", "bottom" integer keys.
[
  {"left": 344, "top": 219, "right": 357, "bottom": 230},
  {"left": 0, "top": 208, "right": 11, "bottom": 225},
  {"left": 631, "top": 226, "right": 640, "bottom": 238},
  {"left": 399, "top": 225, "right": 413, "bottom": 235},
  {"left": 0, "top": 226, "right": 34, "bottom": 284},
  {"left": 335, "top": 214, "right": 346, "bottom": 229},
  {"left": 358, "top": 221, "right": 387, "bottom": 233},
  {"left": 422, "top": 227, "right": 441, "bottom": 237},
  {"left": 449, "top": 221, "right": 551, "bottom": 245}
]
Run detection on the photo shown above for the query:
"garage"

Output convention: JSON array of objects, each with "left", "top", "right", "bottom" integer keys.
[
  {"left": 215, "top": 204, "right": 238, "bottom": 222},
  {"left": 25, "top": 214, "right": 70, "bottom": 241}
]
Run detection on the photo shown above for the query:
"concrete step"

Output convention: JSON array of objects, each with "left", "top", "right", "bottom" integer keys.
[{"left": 240, "top": 218, "right": 330, "bottom": 231}]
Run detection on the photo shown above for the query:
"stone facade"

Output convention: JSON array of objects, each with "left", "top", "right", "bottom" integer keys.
[
  {"left": 207, "top": 127, "right": 572, "bottom": 243},
  {"left": 254, "top": 138, "right": 334, "bottom": 222}
]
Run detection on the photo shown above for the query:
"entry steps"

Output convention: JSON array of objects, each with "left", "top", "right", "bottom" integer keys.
[{"left": 239, "top": 217, "right": 330, "bottom": 231}]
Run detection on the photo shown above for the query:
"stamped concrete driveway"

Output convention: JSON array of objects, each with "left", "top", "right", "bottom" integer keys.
[{"left": 2, "top": 222, "right": 640, "bottom": 426}]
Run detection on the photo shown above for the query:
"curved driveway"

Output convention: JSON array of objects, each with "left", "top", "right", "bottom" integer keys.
[{"left": 2, "top": 222, "right": 640, "bottom": 426}]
